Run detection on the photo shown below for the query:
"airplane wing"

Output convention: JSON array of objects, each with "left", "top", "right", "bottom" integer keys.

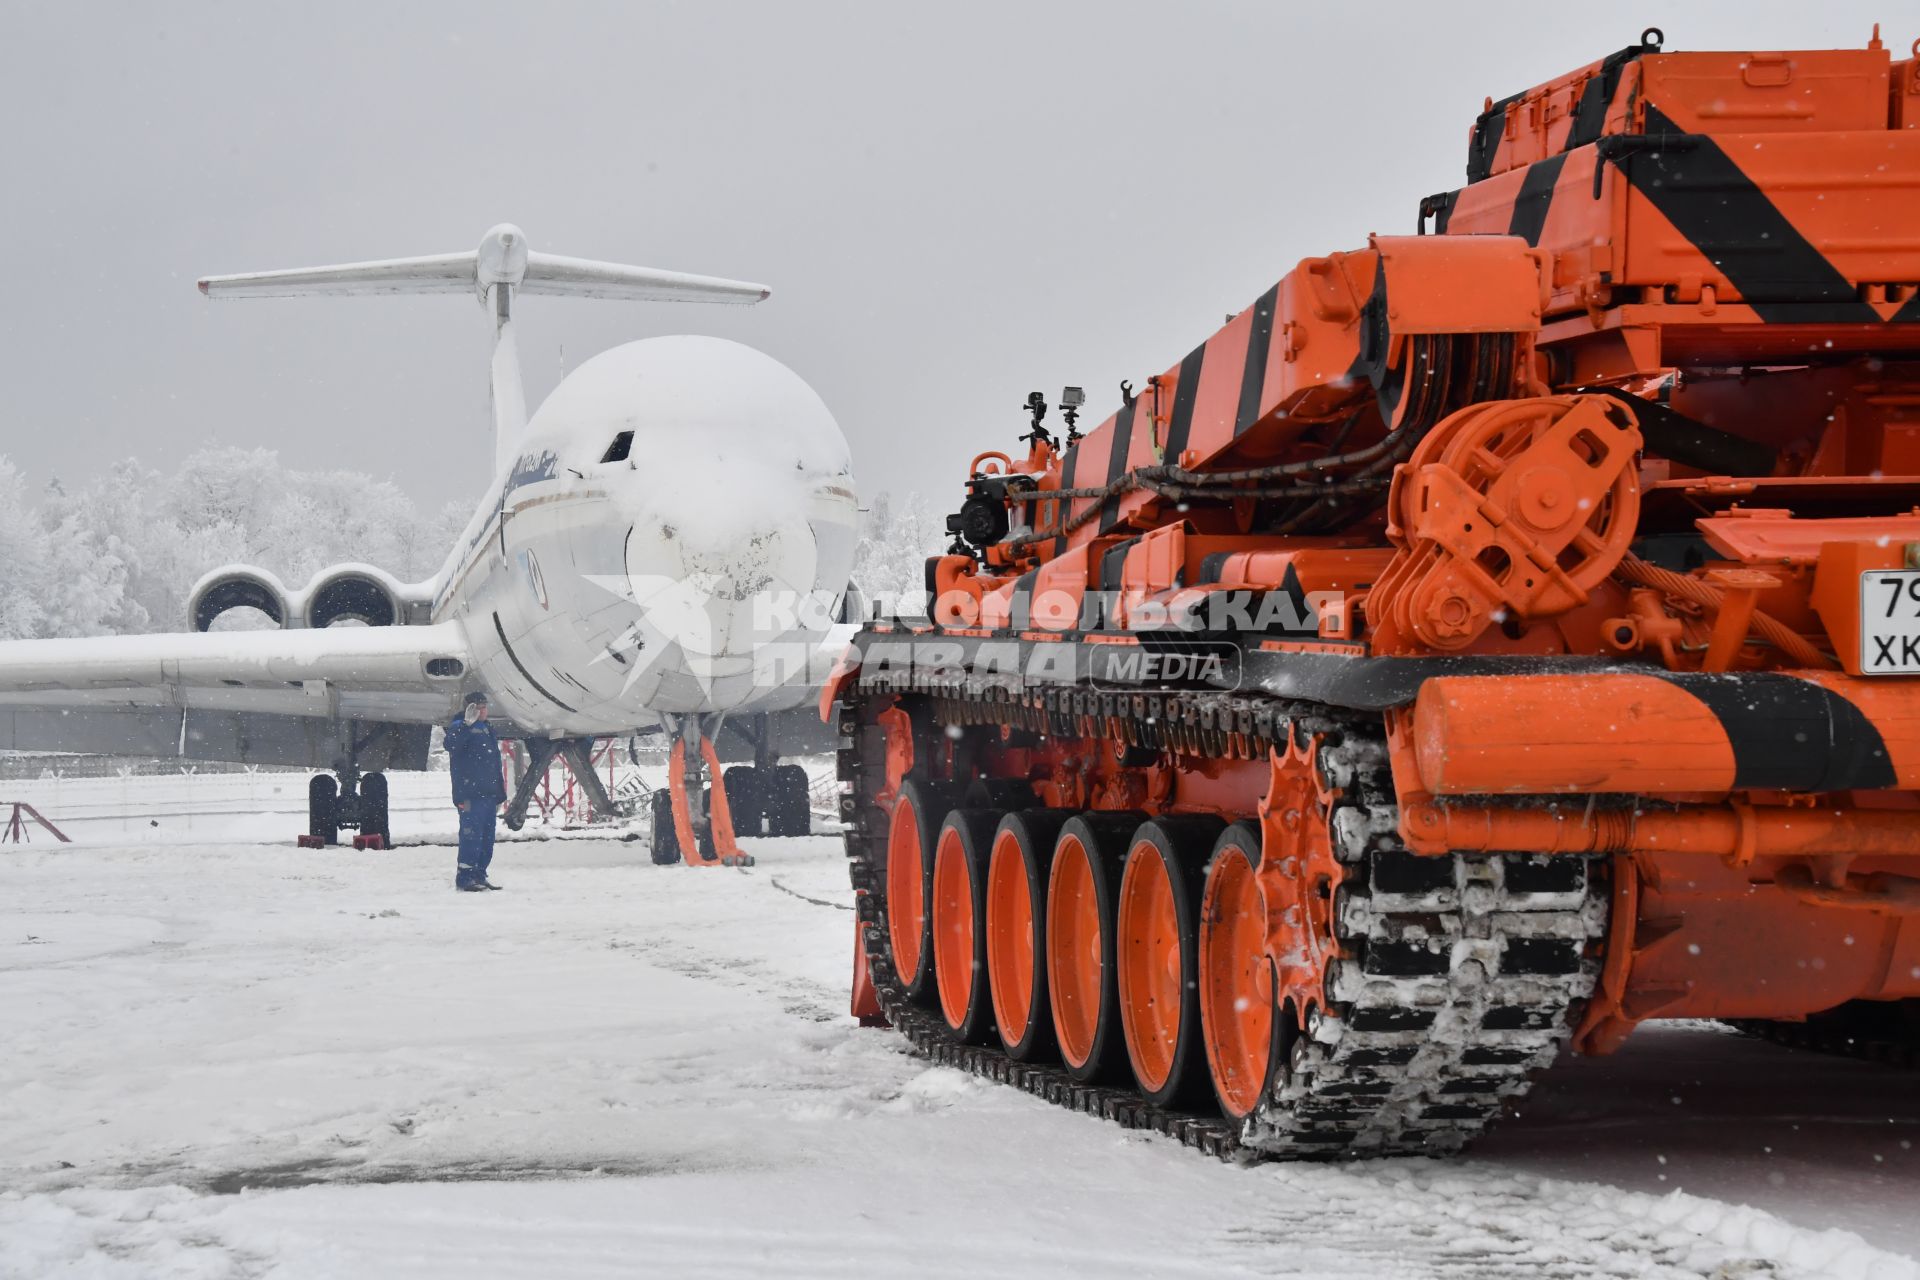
[{"left": 0, "top": 624, "right": 473, "bottom": 770}]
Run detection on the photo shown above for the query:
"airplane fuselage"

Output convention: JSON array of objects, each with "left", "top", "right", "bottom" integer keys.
[{"left": 430, "top": 335, "right": 858, "bottom": 738}]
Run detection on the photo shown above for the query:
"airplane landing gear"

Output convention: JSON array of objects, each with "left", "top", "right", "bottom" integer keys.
[
  {"left": 303, "top": 763, "right": 389, "bottom": 848},
  {"left": 766, "top": 762, "right": 810, "bottom": 837},
  {"left": 307, "top": 775, "right": 338, "bottom": 846},
  {"left": 711, "top": 715, "right": 811, "bottom": 840},
  {"left": 649, "top": 789, "right": 683, "bottom": 865},
  {"left": 657, "top": 715, "right": 753, "bottom": 867},
  {"left": 719, "top": 762, "right": 809, "bottom": 838}
]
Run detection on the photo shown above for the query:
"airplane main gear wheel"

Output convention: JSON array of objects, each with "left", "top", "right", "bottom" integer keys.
[
  {"left": 769, "top": 763, "right": 811, "bottom": 837},
  {"left": 358, "top": 772, "right": 390, "bottom": 845},
  {"left": 885, "top": 780, "right": 962, "bottom": 1004},
  {"left": 1117, "top": 816, "right": 1224, "bottom": 1108},
  {"left": 649, "top": 789, "right": 682, "bottom": 865},
  {"left": 307, "top": 775, "right": 339, "bottom": 846},
  {"left": 723, "top": 766, "right": 762, "bottom": 837}
]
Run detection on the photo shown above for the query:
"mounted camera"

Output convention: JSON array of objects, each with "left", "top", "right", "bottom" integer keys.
[{"left": 1060, "top": 385, "right": 1085, "bottom": 442}]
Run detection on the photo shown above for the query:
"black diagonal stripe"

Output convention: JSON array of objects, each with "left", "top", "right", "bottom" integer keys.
[
  {"left": 492, "top": 612, "right": 578, "bottom": 714},
  {"left": 1893, "top": 292, "right": 1920, "bottom": 324},
  {"left": 1008, "top": 570, "right": 1039, "bottom": 632},
  {"left": 1563, "top": 45, "right": 1644, "bottom": 153},
  {"left": 1097, "top": 536, "right": 1140, "bottom": 629},
  {"left": 1100, "top": 537, "right": 1139, "bottom": 593},
  {"left": 1506, "top": 152, "right": 1568, "bottom": 247},
  {"left": 1234, "top": 284, "right": 1279, "bottom": 437},
  {"left": 1466, "top": 90, "right": 1524, "bottom": 184},
  {"left": 1660, "top": 672, "right": 1896, "bottom": 790},
  {"left": 1054, "top": 441, "right": 1080, "bottom": 559},
  {"left": 1163, "top": 341, "right": 1207, "bottom": 462},
  {"left": 1618, "top": 104, "right": 1878, "bottom": 323},
  {"left": 1563, "top": 70, "right": 1612, "bottom": 154},
  {"left": 1099, "top": 400, "right": 1137, "bottom": 533},
  {"left": 1272, "top": 563, "right": 1319, "bottom": 636}
]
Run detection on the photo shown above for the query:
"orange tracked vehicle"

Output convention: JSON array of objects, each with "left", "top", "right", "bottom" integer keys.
[{"left": 826, "top": 27, "right": 1920, "bottom": 1158}]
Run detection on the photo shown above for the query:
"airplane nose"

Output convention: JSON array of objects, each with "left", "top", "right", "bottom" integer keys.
[{"left": 623, "top": 496, "right": 821, "bottom": 693}]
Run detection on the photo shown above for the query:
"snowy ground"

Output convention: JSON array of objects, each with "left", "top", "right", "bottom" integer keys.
[{"left": 2, "top": 775, "right": 1916, "bottom": 1279}]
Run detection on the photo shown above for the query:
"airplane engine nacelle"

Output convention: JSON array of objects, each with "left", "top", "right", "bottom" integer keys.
[
  {"left": 302, "top": 564, "right": 422, "bottom": 629},
  {"left": 187, "top": 564, "right": 434, "bottom": 631},
  {"left": 187, "top": 566, "right": 292, "bottom": 633}
]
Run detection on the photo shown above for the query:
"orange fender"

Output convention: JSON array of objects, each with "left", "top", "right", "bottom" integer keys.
[{"left": 851, "top": 921, "right": 887, "bottom": 1027}]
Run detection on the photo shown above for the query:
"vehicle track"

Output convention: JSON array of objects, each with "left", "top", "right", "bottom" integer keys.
[{"left": 839, "top": 673, "right": 1605, "bottom": 1160}]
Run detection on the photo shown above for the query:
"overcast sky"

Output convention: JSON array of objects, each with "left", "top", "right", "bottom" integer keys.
[{"left": 1, "top": 1, "right": 1901, "bottom": 521}]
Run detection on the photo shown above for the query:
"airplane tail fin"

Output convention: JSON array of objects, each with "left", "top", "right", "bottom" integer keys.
[{"left": 198, "top": 224, "right": 770, "bottom": 470}]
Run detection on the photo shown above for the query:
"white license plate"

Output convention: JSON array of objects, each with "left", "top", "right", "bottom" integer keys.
[{"left": 1861, "top": 569, "right": 1920, "bottom": 674}]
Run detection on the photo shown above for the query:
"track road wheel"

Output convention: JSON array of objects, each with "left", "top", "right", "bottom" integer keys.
[
  {"left": 1046, "top": 812, "right": 1145, "bottom": 1083},
  {"left": 886, "top": 779, "right": 963, "bottom": 1005},
  {"left": 308, "top": 775, "right": 339, "bottom": 846},
  {"left": 1118, "top": 816, "right": 1224, "bottom": 1109},
  {"left": 1199, "top": 821, "right": 1279, "bottom": 1122},
  {"left": 986, "top": 809, "right": 1073, "bottom": 1061},
  {"left": 649, "top": 789, "right": 681, "bottom": 865},
  {"left": 932, "top": 808, "right": 999, "bottom": 1042}
]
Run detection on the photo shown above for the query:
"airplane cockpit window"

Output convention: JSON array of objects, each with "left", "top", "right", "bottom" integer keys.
[{"left": 600, "top": 431, "right": 634, "bottom": 464}]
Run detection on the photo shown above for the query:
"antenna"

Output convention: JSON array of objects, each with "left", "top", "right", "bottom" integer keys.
[{"left": 198, "top": 223, "right": 771, "bottom": 474}]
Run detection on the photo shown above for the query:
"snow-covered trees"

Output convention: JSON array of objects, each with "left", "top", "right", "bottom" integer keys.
[
  {"left": 849, "top": 491, "right": 943, "bottom": 618},
  {"left": 1, "top": 448, "right": 465, "bottom": 639},
  {"left": 0, "top": 460, "right": 53, "bottom": 641},
  {"left": 3, "top": 444, "right": 936, "bottom": 638}
]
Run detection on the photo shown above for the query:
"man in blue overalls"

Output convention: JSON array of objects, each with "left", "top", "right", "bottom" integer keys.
[{"left": 445, "top": 691, "right": 507, "bottom": 891}]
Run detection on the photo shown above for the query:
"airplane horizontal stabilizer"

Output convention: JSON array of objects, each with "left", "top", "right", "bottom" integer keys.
[
  {"left": 519, "top": 252, "right": 768, "bottom": 304},
  {"left": 198, "top": 252, "right": 480, "bottom": 298},
  {"left": 198, "top": 225, "right": 769, "bottom": 305}
]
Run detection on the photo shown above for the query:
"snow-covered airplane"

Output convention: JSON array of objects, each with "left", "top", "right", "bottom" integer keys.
[{"left": 0, "top": 224, "right": 859, "bottom": 865}]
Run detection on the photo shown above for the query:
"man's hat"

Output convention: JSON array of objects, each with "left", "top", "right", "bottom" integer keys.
[{"left": 463, "top": 691, "right": 489, "bottom": 709}]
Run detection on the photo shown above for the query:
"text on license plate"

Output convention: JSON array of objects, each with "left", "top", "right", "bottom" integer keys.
[{"left": 1862, "top": 569, "right": 1920, "bottom": 674}]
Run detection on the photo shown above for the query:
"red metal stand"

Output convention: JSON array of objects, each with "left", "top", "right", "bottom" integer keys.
[
  {"left": 2, "top": 802, "right": 71, "bottom": 845},
  {"left": 505, "top": 738, "right": 633, "bottom": 829}
]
